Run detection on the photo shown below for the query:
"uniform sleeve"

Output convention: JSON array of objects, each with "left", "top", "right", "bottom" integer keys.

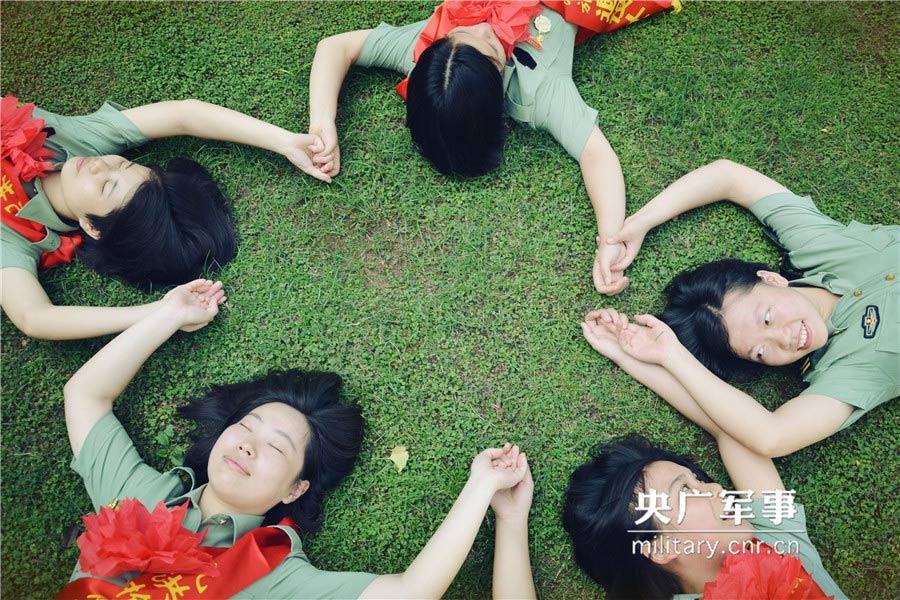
[
  {"left": 532, "top": 76, "right": 598, "bottom": 160},
  {"left": 356, "top": 20, "right": 428, "bottom": 75},
  {"left": 71, "top": 412, "right": 186, "bottom": 512},
  {"left": 251, "top": 556, "right": 377, "bottom": 600},
  {"left": 748, "top": 192, "right": 845, "bottom": 255},
  {"left": 0, "top": 235, "right": 39, "bottom": 276},
  {"left": 804, "top": 362, "right": 898, "bottom": 430},
  {"left": 34, "top": 102, "right": 149, "bottom": 160}
]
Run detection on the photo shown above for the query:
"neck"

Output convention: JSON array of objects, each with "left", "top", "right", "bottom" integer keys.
[
  {"left": 197, "top": 486, "right": 239, "bottom": 521},
  {"left": 795, "top": 285, "right": 841, "bottom": 322},
  {"left": 673, "top": 556, "right": 724, "bottom": 594},
  {"left": 40, "top": 172, "right": 75, "bottom": 220}
]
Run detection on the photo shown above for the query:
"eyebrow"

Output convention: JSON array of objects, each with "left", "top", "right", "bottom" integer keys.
[
  {"left": 109, "top": 162, "right": 137, "bottom": 197},
  {"left": 247, "top": 412, "right": 299, "bottom": 452}
]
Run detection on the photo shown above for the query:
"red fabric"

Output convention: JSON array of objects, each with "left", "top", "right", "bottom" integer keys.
[
  {"left": 1, "top": 95, "right": 82, "bottom": 269},
  {"left": 396, "top": 0, "right": 543, "bottom": 99},
  {"left": 702, "top": 540, "right": 833, "bottom": 599},
  {"left": 57, "top": 501, "right": 298, "bottom": 600},
  {"left": 542, "top": 0, "right": 678, "bottom": 45}
]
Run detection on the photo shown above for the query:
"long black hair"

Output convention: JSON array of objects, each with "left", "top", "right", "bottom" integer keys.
[
  {"left": 659, "top": 258, "right": 772, "bottom": 381},
  {"left": 78, "top": 158, "right": 236, "bottom": 291},
  {"left": 563, "top": 435, "right": 714, "bottom": 599},
  {"left": 179, "top": 370, "right": 364, "bottom": 530},
  {"left": 406, "top": 37, "right": 505, "bottom": 177}
]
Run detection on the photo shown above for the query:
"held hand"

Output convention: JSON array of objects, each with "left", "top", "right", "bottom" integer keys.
[
  {"left": 606, "top": 216, "right": 648, "bottom": 272},
  {"left": 490, "top": 453, "right": 533, "bottom": 522},
  {"left": 160, "top": 279, "right": 227, "bottom": 332},
  {"left": 593, "top": 240, "right": 629, "bottom": 296},
  {"left": 581, "top": 308, "right": 629, "bottom": 360},
  {"left": 616, "top": 313, "right": 680, "bottom": 366},
  {"left": 282, "top": 132, "right": 333, "bottom": 183},
  {"left": 471, "top": 444, "right": 528, "bottom": 493},
  {"left": 309, "top": 120, "right": 340, "bottom": 178}
]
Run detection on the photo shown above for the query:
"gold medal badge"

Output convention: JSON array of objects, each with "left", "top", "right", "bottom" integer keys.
[{"left": 527, "top": 14, "right": 552, "bottom": 50}]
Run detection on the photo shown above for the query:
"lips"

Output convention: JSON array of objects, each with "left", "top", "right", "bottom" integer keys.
[{"left": 225, "top": 456, "right": 250, "bottom": 476}]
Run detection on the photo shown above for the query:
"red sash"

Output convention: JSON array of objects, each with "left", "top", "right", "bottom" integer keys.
[
  {"left": 542, "top": 0, "right": 682, "bottom": 45},
  {"left": 395, "top": 0, "right": 681, "bottom": 99},
  {"left": 55, "top": 518, "right": 297, "bottom": 600},
  {"left": 1, "top": 95, "right": 81, "bottom": 269}
]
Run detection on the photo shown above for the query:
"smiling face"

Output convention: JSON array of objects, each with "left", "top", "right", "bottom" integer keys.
[
  {"left": 445, "top": 23, "right": 506, "bottom": 71},
  {"left": 58, "top": 155, "right": 152, "bottom": 233},
  {"left": 206, "top": 402, "right": 311, "bottom": 516},
  {"left": 720, "top": 272, "right": 829, "bottom": 366}
]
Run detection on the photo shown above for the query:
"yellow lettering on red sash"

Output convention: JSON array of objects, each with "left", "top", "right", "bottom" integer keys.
[
  {"left": 115, "top": 580, "right": 151, "bottom": 600},
  {"left": 1, "top": 174, "right": 16, "bottom": 203},
  {"left": 625, "top": 6, "right": 646, "bottom": 22},
  {"left": 150, "top": 575, "right": 190, "bottom": 600},
  {"left": 580, "top": 1, "right": 591, "bottom": 14},
  {"left": 87, "top": 595, "right": 111, "bottom": 600},
  {"left": 194, "top": 574, "right": 208, "bottom": 594}
]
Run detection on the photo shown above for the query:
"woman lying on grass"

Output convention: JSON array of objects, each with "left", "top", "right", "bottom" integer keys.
[
  {"left": 583, "top": 160, "right": 898, "bottom": 458},
  {"left": 307, "top": 0, "right": 677, "bottom": 295},
  {"left": 563, "top": 434, "right": 848, "bottom": 599},
  {"left": 1, "top": 96, "right": 329, "bottom": 341},
  {"left": 60, "top": 279, "right": 536, "bottom": 599}
]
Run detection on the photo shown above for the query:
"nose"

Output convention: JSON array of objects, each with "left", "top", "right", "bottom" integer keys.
[{"left": 239, "top": 440, "right": 254, "bottom": 457}]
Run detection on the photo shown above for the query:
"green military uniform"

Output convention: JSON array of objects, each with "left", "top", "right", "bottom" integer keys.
[
  {"left": 70, "top": 412, "right": 377, "bottom": 599},
  {"left": 673, "top": 497, "right": 848, "bottom": 599},
  {"left": 1, "top": 102, "right": 149, "bottom": 276},
  {"left": 357, "top": 5, "right": 599, "bottom": 159},
  {"left": 751, "top": 192, "right": 899, "bottom": 429}
]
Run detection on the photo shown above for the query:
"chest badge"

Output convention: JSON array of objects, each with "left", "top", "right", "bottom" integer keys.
[
  {"left": 861, "top": 305, "right": 880, "bottom": 339},
  {"left": 527, "top": 15, "right": 552, "bottom": 51}
]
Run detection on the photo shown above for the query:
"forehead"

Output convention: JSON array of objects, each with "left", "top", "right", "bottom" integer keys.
[
  {"left": 250, "top": 402, "right": 311, "bottom": 444},
  {"left": 642, "top": 460, "right": 689, "bottom": 491}
]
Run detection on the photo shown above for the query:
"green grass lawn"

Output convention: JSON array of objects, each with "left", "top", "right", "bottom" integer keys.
[{"left": 2, "top": 1, "right": 898, "bottom": 598}]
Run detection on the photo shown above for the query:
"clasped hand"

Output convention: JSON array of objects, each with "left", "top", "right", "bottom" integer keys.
[
  {"left": 161, "top": 279, "right": 227, "bottom": 332},
  {"left": 581, "top": 308, "right": 679, "bottom": 366}
]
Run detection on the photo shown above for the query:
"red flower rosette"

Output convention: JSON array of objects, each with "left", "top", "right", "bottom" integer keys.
[
  {"left": 77, "top": 498, "right": 219, "bottom": 578},
  {"left": 1, "top": 95, "right": 55, "bottom": 181},
  {"left": 702, "top": 542, "right": 833, "bottom": 599}
]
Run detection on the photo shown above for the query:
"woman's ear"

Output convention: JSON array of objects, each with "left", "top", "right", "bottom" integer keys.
[
  {"left": 756, "top": 270, "right": 788, "bottom": 287},
  {"left": 282, "top": 479, "right": 310, "bottom": 505},
  {"left": 78, "top": 216, "right": 102, "bottom": 240},
  {"left": 642, "top": 535, "right": 678, "bottom": 567}
]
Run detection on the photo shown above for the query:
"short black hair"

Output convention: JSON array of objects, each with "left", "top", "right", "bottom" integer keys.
[
  {"left": 77, "top": 158, "right": 236, "bottom": 290},
  {"left": 660, "top": 258, "right": 771, "bottom": 381},
  {"left": 406, "top": 37, "right": 505, "bottom": 177},
  {"left": 179, "top": 370, "right": 365, "bottom": 530},
  {"left": 563, "top": 435, "right": 714, "bottom": 599}
]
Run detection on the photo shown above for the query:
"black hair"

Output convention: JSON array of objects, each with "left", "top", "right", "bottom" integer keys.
[
  {"left": 77, "top": 158, "right": 236, "bottom": 290},
  {"left": 563, "top": 435, "right": 714, "bottom": 600},
  {"left": 406, "top": 37, "right": 505, "bottom": 177},
  {"left": 660, "top": 258, "right": 771, "bottom": 382},
  {"left": 179, "top": 370, "right": 364, "bottom": 530}
]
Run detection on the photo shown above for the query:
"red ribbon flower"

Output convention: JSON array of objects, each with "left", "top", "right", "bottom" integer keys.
[
  {"left": 1, "top": 95, "right": 55, "bottom": 181},
  {"left": 77, "top": 498, "right": 219, "bottom": 578},
  {"left": 702, "top": 542, "right": 833, "bottom": 599}
]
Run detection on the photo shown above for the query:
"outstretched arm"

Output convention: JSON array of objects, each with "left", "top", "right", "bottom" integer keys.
[
  {"left": 582, "top": 310, "right": 784, "bottom": 492},
  {"left": 308, "top": 29, "right": 373, "bottom": 179},
  {"left": 580, "top": 127, "right": 628, "bottom": 296},
  {"left": 63, "top": 280, "right": 225, "bottom": 457},
  {"left": 614, "top": 314, "right": 854, "bottom": 457},
  {"left": 490, "top": 454, "right": 536, "bottom": 600},
  {"left": 608, "top": 159, "right": 790, "bottom": 271},
  {"left": 360, "top": 445, "right": 527, "bottom": 600},
  {"left": 121, "top": 100, "right": 332, "bottom": 182},
  {"left": 1, "top": 267, "right": 163, "bottom": 340}
]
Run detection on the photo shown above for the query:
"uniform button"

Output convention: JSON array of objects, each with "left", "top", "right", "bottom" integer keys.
[
  {"left": 887, "top": 274, "right": 896, "bottom": 281},
  {"left": 872, "top": 225, "right": 880, "bottom": 231},
  {"left": 853, "top": 289, "right": 862, "bottom": 296},
  {"left": 818, "top": 271, "right": 826, "bottom": 276},
  {"left": 217, "top": 518, "right": 227, "bottom": 525}
]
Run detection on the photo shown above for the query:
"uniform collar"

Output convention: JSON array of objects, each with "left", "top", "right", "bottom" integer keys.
[
  {"left": 172, "top": 483, "right": 266, "bottom": 547},
  {"left": 17, "top": 178, "right": 78, "bottom": 233}
]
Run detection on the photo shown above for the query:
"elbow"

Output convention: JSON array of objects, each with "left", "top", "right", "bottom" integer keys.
[
  {"left": 15, "top": 311, "right": 51, "bottom": 340},
  {"left": 745, "top": 431, "right": 793, "bottom": 459}
]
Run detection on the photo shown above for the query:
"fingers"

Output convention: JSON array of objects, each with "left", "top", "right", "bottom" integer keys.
[
  {"left": 634, "top": 313, "right": 664, "bottom": 328},
  {"left": 610, "top": 246, "right": 635, "bottom": 272},
  {"left": 303, "top": 164, "right": 333, "bottom": 184}
]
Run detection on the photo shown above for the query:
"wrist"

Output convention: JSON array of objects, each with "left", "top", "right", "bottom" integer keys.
[
  {"left": 662, "top": 342, "right": 693, "bottom": 371},
  {"left": 494, "top": 512, "right": 530, "bottom": 527}
]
